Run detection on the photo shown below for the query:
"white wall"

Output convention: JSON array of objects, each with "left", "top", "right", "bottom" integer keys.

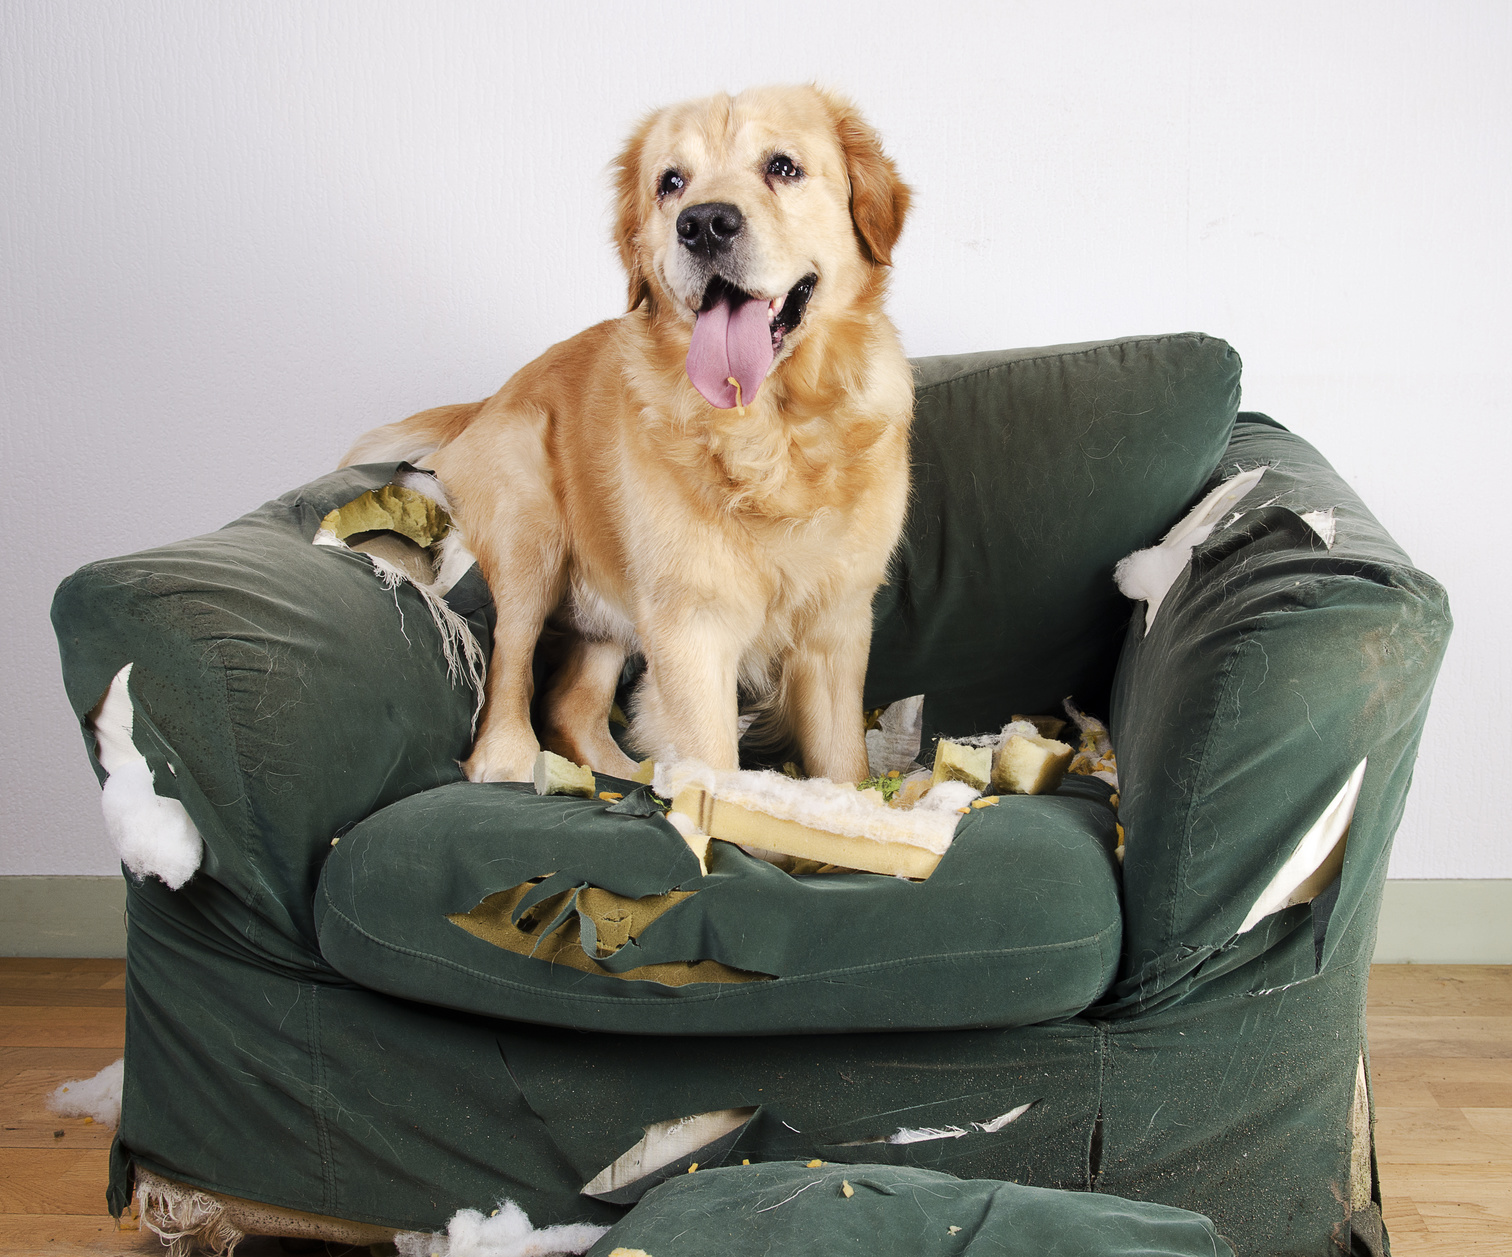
[{"left": 3, "top": 1, "right": 1506, "bottom": 878}]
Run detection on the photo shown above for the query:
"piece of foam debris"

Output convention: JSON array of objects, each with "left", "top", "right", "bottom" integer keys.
[
  {"left": 657, "top": 761, "right": 962, "bottom": 880},
  {"left": 662, "top": 809, "right": 711, "bottom": 876},
  {"left": 841, "top": 1180, "right": 854, "bottom": 1198},
  {"left": 1115, "top": 466, "right": 1268, "bottom": 630},
  {"left": 48, "top": 1058, "right": 124, "bottom": 1127},
  {"left": 394, "top": 1200, "right": 608, "bottom": 1257},
  {"left": 992, "top": 732, "right": 1074, "bottom": 795},
  {"left": 532, "top": 750, "right": 595, "bottom": 798},
  {"left": 608, "top": 1251, "right": 653, "bottom": 1257},
  {"left": 1014, "top": 713, "right": 1067, "bottom": 741},
  {"left": 631, "top": 758, "right": 656, "bottom": 785},
  {"left": 1299, "top": 507, "right": 1337, "bottom": 547},
  {"left": 949, "top": 1226, "right": 962, "bottom": 1235},
  {"left": 931, "top": 740, "right": 991, "bottom": 791}
]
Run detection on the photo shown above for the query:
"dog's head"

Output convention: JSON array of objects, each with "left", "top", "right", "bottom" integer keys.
[{"left": 613, "top": 85, "right": 910, "bottom": 411}]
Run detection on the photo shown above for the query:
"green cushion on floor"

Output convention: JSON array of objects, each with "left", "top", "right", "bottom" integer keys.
[
  {"left": 586, "top": 1161, "right": 1235, "bottom": 1256},
  {"left": 315, "top": 774, "right": 1122, "bottom": 1035}
]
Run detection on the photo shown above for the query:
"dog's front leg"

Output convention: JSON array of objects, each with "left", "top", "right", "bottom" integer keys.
[
  {"left": 632, "top": 610, "right": 747, "bottom": 770},
  {"left": 785, "top": 593, "right": 874, "bottom": 783}
]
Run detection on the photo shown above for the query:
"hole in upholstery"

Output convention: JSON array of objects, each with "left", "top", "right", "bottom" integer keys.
[{"left": 448, "top": 880, "right": 770, "bottom": 986}]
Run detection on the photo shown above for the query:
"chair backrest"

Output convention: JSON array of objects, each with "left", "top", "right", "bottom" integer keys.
[{"left": 866, "top": 333, "right": 1241, "bottom": 741}]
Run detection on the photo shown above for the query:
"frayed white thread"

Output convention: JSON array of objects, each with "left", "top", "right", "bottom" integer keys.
[
  {"left": 888, "top": 1126, "right": 969, "bottom": 1145},
  {"left": 1115, "top": 466, "right": 1268, "bottom": 631},
  {"left": 136, "top": 1176, "right": 244, "bottom": 1257},
  {"left": 974, "top": 1102, "right": 1035, "bottom": 1133},
  {"left": 49, "top": 1057, "right": 123, "bottom": 1126},
  {"left": 92, "top": 664, "right": 203, "bottom": 889},
  {"left": 394, "top": 1200, "right": 608, "bottom": 1257},
  {"left": 315, "top": 529, "right": 487, "bottom": 730}
]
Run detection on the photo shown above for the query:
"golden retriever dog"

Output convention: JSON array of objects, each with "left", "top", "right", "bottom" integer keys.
[{"left": 342, "top": 84, "right": 913, "bottom": 784}]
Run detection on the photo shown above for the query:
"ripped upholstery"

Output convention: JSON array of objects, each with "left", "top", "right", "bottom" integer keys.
[{"left": 449, "top": 880, "right": 767, "bottom": 986}]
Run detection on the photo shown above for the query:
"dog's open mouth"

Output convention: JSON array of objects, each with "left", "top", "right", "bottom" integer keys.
[{"left": 686, "top": 273, "right": 817, "bottom": 411}]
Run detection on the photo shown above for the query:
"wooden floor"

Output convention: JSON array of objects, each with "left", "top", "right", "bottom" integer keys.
[{"left": 0, "top": 961, "right": 1507, "bottom": 1255}]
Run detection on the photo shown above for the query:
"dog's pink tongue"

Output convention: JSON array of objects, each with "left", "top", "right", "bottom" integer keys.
[{"left": 686, "top": 294, "right": 774, "bottom": 410}]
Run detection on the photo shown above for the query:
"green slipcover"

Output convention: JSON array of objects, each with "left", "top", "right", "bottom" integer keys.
[
  {"left": 51, "top": 333, "right": 1451, "bottom": 1256},
  {"left": 586, "top": 1162, "right": 1235, "bottom": 1256},
  {"left": 315, "top": 774, "right": 1121, "bottom": 1035}
]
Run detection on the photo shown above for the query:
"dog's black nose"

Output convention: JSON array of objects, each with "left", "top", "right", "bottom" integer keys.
[{"left": 676, "top": 202, "right": 744, "bottom": 255}]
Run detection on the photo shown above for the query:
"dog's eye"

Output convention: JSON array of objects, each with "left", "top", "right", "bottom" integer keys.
[
  {"left": 766, "top": 153, "right": 802, "bottom": 181},
  {"left": 657, "top": 169, "right": 685, "bottom": 199}
]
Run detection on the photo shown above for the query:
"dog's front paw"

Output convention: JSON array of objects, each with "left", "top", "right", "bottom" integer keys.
[{"left": 462, "top": 729, "right": 540, "bottom": 783}]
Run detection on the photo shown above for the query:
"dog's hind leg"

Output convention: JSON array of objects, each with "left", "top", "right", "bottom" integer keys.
[{"left": 540, "top": 635, "right": 640, "bottom": 778}]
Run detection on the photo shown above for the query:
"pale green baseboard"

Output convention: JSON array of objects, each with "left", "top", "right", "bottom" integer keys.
[
  {"left": 1, "top": 876, "right": 1509, "bottom": 962},
  {"left": 1, "top": 876, "right": 129, "bottom": 958},
  {"left": 1372, "top": 879, "right": 1512, "bottom": 964}
]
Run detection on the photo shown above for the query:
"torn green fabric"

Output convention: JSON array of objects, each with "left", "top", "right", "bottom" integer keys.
[{"left": 586, "top": 1162, "right": 1236, "bottom": 1256}]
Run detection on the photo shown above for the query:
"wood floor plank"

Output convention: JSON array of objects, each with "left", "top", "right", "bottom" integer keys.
[
  {"left": 1373, "top": 1106, "right": 1512, "bottom": 1163},
  {"left": 1368, "top": 1057, "right": 1512, "bottom": 1110},
  {"left": 1364, "top": 1015, "right": 1512, "bottom": 1059},
  {"left": 1, "top": 1067, "right": 118, "bottom": 1150},
  {"left": 1365, "top": 965, "right": 1512, "bottom": 1016},
  {"left": 0, "top": 989, "right": 127, "bottom": 1009},
  {"left": 0, "top": 1214, "right": 154, "bottom": 1253},
  {"left": 0, "top": 1009, "right": 125, "bottom": 1050},
  {"left": 0, "top": 1149, "right": 112, "bottom": 1214},
  {"left": 0, "top": 961, "right": 126, "bottom": 987}
]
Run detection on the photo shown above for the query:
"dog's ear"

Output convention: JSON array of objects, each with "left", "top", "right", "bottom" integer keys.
[
  {"left": 822, "top": 91, "right": 911, "bottom": 267},
  {"left": 612, "top": 110, "right": 659, "bottom": 312}
]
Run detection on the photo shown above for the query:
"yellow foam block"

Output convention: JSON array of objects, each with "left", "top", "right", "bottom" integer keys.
[{"left": 670, "top": 786, "right": 942, "bottom": 879}]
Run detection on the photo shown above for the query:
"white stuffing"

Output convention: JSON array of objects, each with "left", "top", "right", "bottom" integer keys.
[
  {"left": 1299, "top": 507, "right": 1337, "bottom": 548},
  {"left": 91, "top": 664, "right": 203, "bottom": 889},
  {"left": 49, "top": 1056, "right": 124, "bottom": 1126},
  {"left": 1115, "top": 466, "right": 1268, "bottom": 631},
  {"left": 913, "top": 779, "right": 982, "bottom": 813},
  {"left": 1238, "top": 758, "right": 1367, "bottom": 935},
  {"left": 654, "top": 760, "right": 963, "bottom": 854},
  {"left": 394, "top": 1201, "right": 608, "bottom": 1257}
]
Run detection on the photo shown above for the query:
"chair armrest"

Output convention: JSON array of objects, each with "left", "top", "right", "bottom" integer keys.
[
  {"left": 52, "top": 464, "right": 492, "bottom": 954},
  {"left": 1105, "top": 415, "right": 1451, "bottom": 1012}
]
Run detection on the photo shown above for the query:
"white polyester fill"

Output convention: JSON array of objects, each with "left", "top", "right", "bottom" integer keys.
[
  {"left": 1115, "top": 466, "right": 1268, "bottom": 631},
  {"left": 92, "top": 664, "right": 203, "bottom": 889},
  {"left": 1238, "top": 758, "right": 1367, "bottom": 935},
  {"left": 49, "top": 1057, "right": 124, "bottom": 1126},
  {"left": 394, "top": 1201, "right": 607, "bottom": 1257},
  {"left": 655, "top": 761, "right": 963, "bottom": 854}
]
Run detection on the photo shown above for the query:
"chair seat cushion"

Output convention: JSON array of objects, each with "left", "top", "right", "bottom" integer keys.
[{"left": 315, "top": 773, "right": 1122, "bottom": 1036}]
